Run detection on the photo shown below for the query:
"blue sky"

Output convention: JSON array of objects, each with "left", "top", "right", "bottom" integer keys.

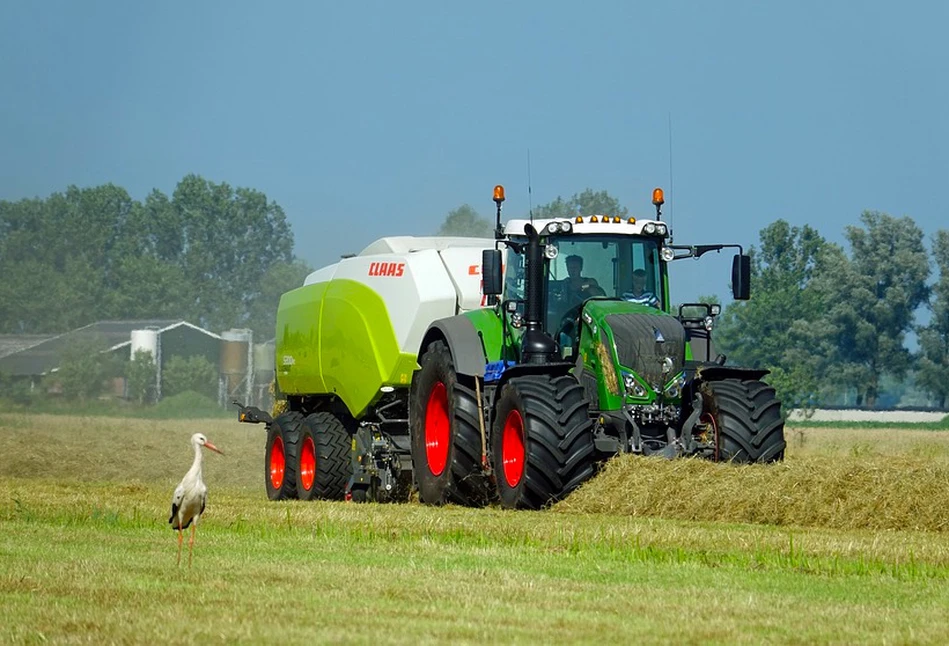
[{"left": 2, "top": 1, "right": 947, "bottom": 306}]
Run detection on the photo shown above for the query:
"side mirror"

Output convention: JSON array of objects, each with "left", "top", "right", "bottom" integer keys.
[
  {"left": 732, "top": 254, "right": 751, "bottom": 300},
  {"left": 482, "top": 249, "right": 503, "bottom": 296}
]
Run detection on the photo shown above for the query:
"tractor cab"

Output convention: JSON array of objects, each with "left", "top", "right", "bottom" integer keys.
[{"left": 500, "top": 228, "right": 668, "bottom": 356}]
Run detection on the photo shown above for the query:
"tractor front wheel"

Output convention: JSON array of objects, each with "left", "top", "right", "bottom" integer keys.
[
  {"left": 706, "top": 378, "right": 786, "bottom": 463},
  {"left": 492, "top": 374, "right": 596, "bottom": 510}
]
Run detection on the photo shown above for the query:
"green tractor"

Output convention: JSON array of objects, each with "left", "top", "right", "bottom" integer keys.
[{"left": 236, "top": 185, "right": 785, "bottom": 509}]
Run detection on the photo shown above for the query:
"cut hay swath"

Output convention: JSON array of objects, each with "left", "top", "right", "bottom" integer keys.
[
  {"left": 1, "top": 413, "right": 947, "bottom": 533},
  {"left": 554, "top": 453, "right": 949, "bottom": 532}
]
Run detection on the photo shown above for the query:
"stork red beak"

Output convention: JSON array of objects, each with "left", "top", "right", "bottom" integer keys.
[{"left": 204, "top": 441, "right": 224, "bottom": 455}]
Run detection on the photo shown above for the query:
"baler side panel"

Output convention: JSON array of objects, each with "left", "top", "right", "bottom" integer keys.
[
  {"left": 330, "top": 249, "right": 460, "bottom": 354},
  {"left": 275, "top": 282, "right": 327, "bottom": 395},
  {"left": 319, "top": 278, "right": 415, "bottom": 417}
]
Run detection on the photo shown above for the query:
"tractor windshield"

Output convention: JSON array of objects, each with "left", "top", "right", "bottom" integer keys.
[{"left": 504, "top": 234, "right": 663, "bottom": 331}]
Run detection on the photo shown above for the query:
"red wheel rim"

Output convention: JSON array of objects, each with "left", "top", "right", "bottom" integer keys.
[
  {"left": 502, "top": 409, "right": 525, "bottom": 488},
  {"left": 425, "top": 381, "right": 450, "bottom": 476},
  {"left": 269, "top": 435, "right": 286, "bottom": 490},
  {"left": 701, "top": 413, "right": 720, "bottom": 461},
  {"left": 300, "top": 435, "right": 316, "bottom": 491}
]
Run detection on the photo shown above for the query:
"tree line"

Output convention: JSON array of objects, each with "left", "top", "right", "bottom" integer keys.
[
  {"left": 437, "top": 191, "right": 949, "bottom": 411},
  {"left": 3, "top": 178, "right": 947, "bottom": 410},
  {"left": 0, "top": 174, "right": 311, "bottom": 339},
  {"left": 715, "top": 216, "right": 949, "bottom": 410}
]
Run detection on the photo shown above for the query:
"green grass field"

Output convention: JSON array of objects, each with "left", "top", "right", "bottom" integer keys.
[{"left": 2, "top": 414, "right": 949, "bottom": 644}]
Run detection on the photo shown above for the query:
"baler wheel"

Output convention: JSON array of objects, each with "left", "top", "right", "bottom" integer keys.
[
  {"left": 297, "top": 412, "right": 353, "bottom": 501},
  {"left": 492, "top": 374, "right": 596, "bottom": 510},
  {"left": 265, "top": 411, "right": 305, "bottom": 500}
]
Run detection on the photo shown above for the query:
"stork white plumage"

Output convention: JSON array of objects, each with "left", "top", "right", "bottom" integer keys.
[{"left": 169, "top": 432, "right": 224, "bottom": 567}]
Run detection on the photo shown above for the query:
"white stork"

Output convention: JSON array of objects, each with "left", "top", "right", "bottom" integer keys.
[{"left": 169, "top": 432, "right": 224, "bottom": 567}]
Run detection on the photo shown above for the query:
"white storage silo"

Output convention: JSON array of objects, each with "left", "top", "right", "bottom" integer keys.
[{"left": 130, "top": 328, "right": 159, "bottom": 360}]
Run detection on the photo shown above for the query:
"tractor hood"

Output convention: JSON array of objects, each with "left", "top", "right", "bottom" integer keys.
[{"left": 580, "top": 299, "right": 687, "bottom": 394}]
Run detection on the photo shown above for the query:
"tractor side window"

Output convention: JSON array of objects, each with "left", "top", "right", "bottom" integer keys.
[{"left": 504, "top": 245, "right": 525, "bottom": 302}]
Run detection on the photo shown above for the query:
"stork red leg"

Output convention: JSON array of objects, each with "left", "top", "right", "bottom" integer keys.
[
  {"left": 188, "top": 522, "right": 196, "bottom": 568},
  {"left": 177, "top": 527, "right": 183, "bottom": 566}
]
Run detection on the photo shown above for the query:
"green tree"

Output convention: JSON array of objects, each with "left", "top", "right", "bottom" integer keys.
[
  {"left": 56, "top": 335, "right": 117, "bottom": 402},
  {"left": 161, "top": 355, "right": 218, "bottom": 400},
  {"left": 0, "top": 176, "right": 302, "bottom": 339},
  {"left": 534, "top": 189, "right": 628, "bottom": 220},
  {"left": 245, "top": 259, "right": 313, "bottom": 339},
  {"left": 436, "top": 205, "right": 493, "bottom": 237},
  {"left": 0, "top": 371, "right": 34, "bottom": 405},
  {"left": 0, "top": 185, "right": 143, "bottom": 332},
  {"left": 126, "top": 349, "right": 158, "bottom": 405},
  {"left": 916, "top": 230, "right": 949, "bottom": 408},
  {"left": 715, "top": 220, "right": 834, "bottom": 413},
  {"left": 170, "top": 174, "right": 297, "bottom": 335},
  {"left": 814, "top": 211, "right": 930, "bottom": 407}
]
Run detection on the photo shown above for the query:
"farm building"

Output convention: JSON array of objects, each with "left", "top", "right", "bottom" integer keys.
[{"left": 0, "top": 320, "right": 275, "bottom": 408}]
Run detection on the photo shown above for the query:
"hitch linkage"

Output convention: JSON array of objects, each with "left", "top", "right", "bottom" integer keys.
[{"left": 232, "top": 401, "right": 273, "bottom": 426}]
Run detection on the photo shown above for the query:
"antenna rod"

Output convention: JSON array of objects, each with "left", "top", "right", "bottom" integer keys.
[
  {"left": 668, "top": 112, "right": 674, "bottom": 241},
  {"left": 527, "top": 148, "right": 534, "bottom": 224}
]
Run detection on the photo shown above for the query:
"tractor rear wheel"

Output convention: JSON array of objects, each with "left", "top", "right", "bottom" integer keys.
[
  {"left": 492, "top": 374, "right": 596, "bottom": 510},
  {"left": 706, "top": 378, "right": 786, "bottom": 463},
  {"left": 409, "top": 340, "right": 492, "bottom": 506},
  {"left": 265, "top": 411, "right": 305, "bottom": 500},
  {"left": 297, "top": 412, "right": 353, "bottom": 501}
]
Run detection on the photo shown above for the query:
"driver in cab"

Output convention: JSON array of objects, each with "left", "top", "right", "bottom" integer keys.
[
  {"left": 559, "top": 255, "right": 604, "bottom": 302},
  {"left": 623, "top": 268, "right": 660, "bottom": 308}
]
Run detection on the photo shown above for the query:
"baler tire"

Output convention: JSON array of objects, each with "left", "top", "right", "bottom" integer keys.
[
  {"left": 409, "top": 340, "right": 492, "bottom": 506},
  {"left": 265, "top": 411, "right": 305, "bottom": 500},
  {"left": 297, "top": 412, "right": 353, "bottom": 501},
  {"left": 706, "top": 378, "right": 786, "bottom": 463},
  {"left": 492, "top": 374, "right": 596, "bottom": 510}
]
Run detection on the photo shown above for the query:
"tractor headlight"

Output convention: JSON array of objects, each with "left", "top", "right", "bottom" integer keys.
[
  {"left": 644, "top": 222, "right": 657, "bottom": 234},
  {"left": 704, "top": 316, "right": 714, "bottom": 331},
  {"left": 544, "top": 244, "right": 559, "bottom": 259},
  {"left": 655, "top": 223, "right": 668, "bottom": 236},
  {"left": 548, "top": 222, "right": 561, "bottom": 233},
  {"left": 560, "top": 221, "right": 572, "bottom": 233},
  {"left": 623, "top": 373, "right": 647, "bottom": 398},
  {"left": 661, "top": 247, "right": 675, "bottom": 262},
  {"left": 664, "top": 375, "right": 686, "bottom": 399}
]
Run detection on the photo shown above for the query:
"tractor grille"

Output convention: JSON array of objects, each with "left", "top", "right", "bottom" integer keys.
[{"left": 605, "top": 313, "right": 686, "bottom": 388}]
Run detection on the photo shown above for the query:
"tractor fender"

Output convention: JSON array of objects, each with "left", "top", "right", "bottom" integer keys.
[
  {"left": 495, "top": 362, "right": 575, "bottom": 392},
  {"left": 421, "top": 316, "right": 488, "bottom": 377},
  {"left": 694, "top": 365, "right": 770, "bottom": 383}
]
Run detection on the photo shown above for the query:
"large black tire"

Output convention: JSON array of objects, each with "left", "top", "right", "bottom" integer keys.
[
  {"left": 706, "top": 379, "right": 786, "bottom": 463},
  {"left": 296, "top": 412, "right": 353, "bottom": 501},
  {"left": 409, "top": 340, "right": 492, "bottom": 506},
  {"left": 492, "top": 374, "right": 597, "bottom": 510},
  {"left": 265, "top": 411, "right": 304, "bottom": 500}
]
